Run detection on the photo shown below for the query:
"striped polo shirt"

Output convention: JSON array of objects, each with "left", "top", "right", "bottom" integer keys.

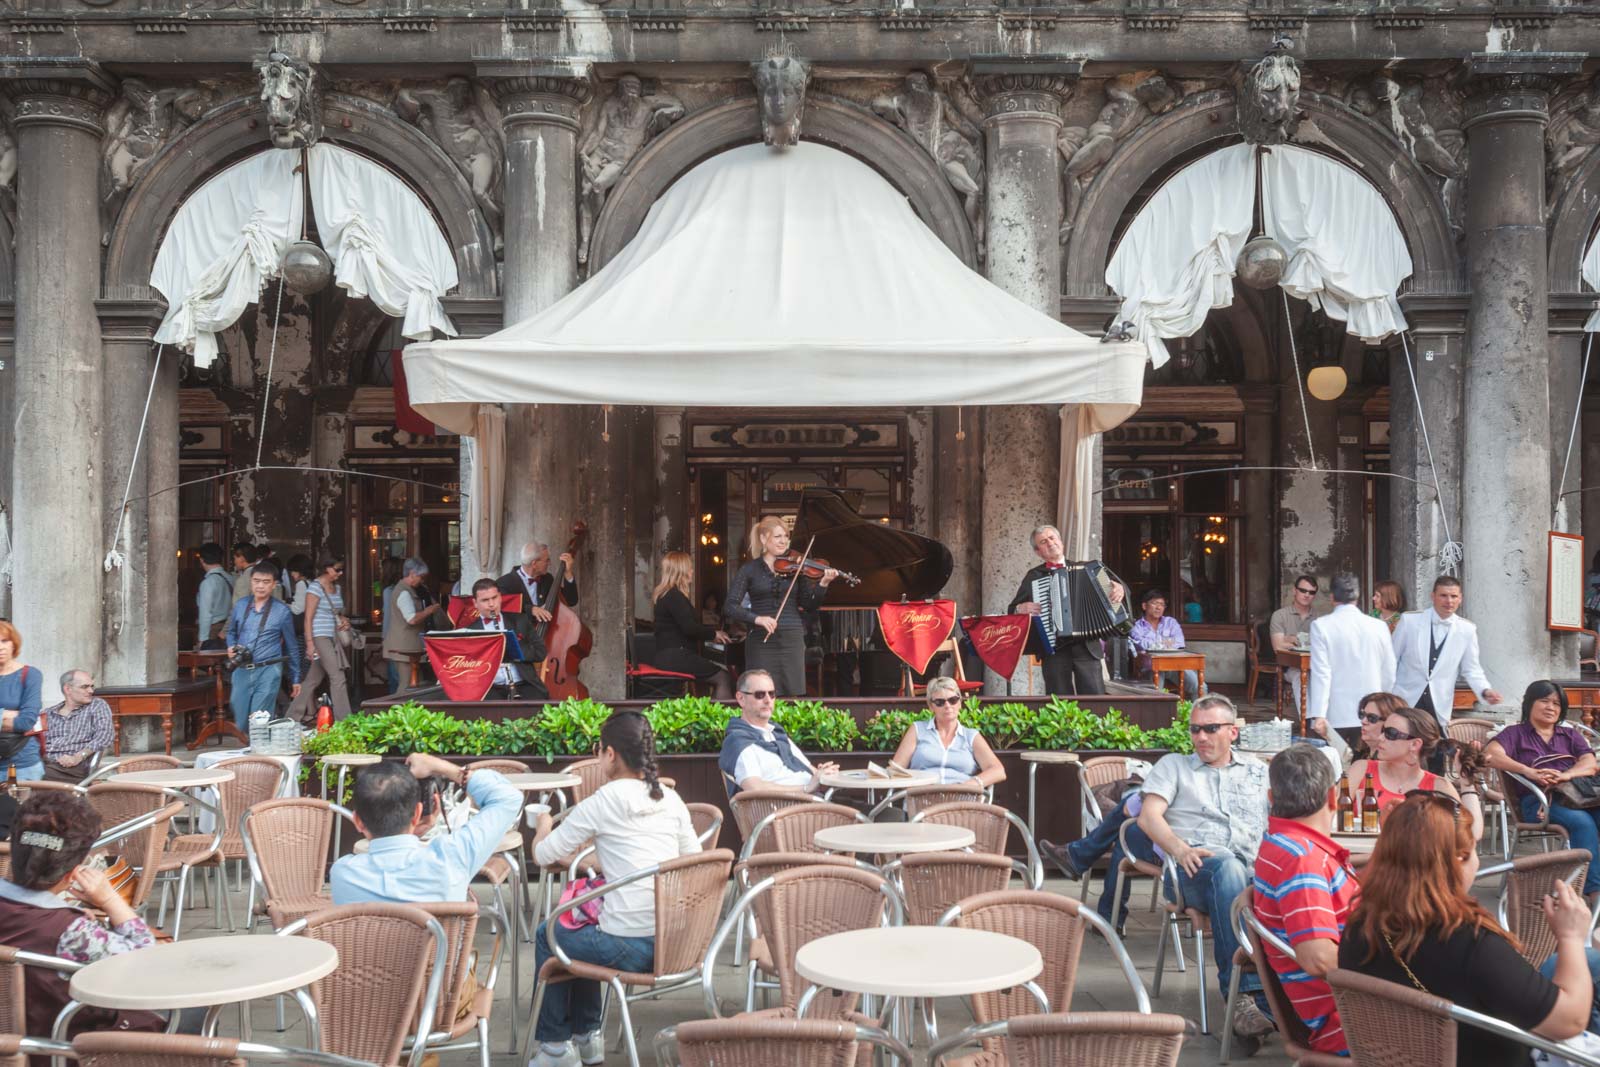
[{"left": 1252, "top": 816, "right": 1361, "bottom": 1055}]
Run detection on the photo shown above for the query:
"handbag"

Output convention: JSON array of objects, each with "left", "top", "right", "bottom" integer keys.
[
  {"left": 557, "top": 876, "right": 607, "bottom": 930},
  {"left": 1536, "top": 753, "right": 1600, "bottom": 810}
]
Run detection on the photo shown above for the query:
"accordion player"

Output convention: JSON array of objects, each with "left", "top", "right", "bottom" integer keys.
[{"left": 1008, "top": 526, "right": 1129, "bottom": 696}]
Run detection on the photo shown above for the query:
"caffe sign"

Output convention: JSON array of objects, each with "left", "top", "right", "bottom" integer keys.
[{"left": 692, "top": 421, "right": 900, "bottom": 452}]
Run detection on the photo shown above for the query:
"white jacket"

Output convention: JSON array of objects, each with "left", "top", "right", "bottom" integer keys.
[
  {"left": 1306, "top": 604, "right": 1397, "bottom": 730},
  {"left": 1391, "top": 610, "right": 1492, "bottom": 727}
]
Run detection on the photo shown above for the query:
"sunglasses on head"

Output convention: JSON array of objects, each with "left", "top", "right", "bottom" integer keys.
[
  {"left": 1189, "top": 721, "right": 1232, "bottom": 735},
  {"left": 1381, "top": 726, "right": 1416, "bottom": 742},
  {"left": 1403, "top": 788, "right": 1460, "bottom": 815},
  {"left": 929, "top": 697, "right": 961, "bottom": 708},
  {"left": 742, "top": 689, "right": 776, "bottom": 701}
]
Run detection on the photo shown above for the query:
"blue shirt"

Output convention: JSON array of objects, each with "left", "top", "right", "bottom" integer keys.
[
  {"left": 329, "top": 770, "right": 523, "bottom": 905},
  {"left": 908, "top": 718, "right": 980, "bottom": 784},
  {"left": 0, "top": 667, "right": 42, "bottom": 770},
  {"left": 223, "top": 596, "right": 303, "bottom": 684}
]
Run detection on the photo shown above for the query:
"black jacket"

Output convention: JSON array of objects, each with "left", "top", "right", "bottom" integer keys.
[
  {"left": 466, "top": 612, "right": 548, "bottom": 690},
  {"left": 497, "top": 568, "right": 578, "bottom": 615},
  {"left": 1009, "top": 562, "right": 1104, "bottom": 660}
]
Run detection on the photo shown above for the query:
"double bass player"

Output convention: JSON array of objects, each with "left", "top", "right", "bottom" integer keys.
[{"left": 498, "top": 540, "right": 578, "bottom": 622}]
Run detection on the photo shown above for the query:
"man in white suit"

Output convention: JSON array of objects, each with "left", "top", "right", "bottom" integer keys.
[
  {"left": 1307, "top": 574, "right": 1397, "bottom": 749},
  {"left": 1392, "top": 575, "right": 1503, "bottom": 728}
]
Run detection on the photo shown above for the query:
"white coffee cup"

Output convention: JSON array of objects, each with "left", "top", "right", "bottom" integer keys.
[{"left": 524, "top": 802, "right": 552, "bottom": 825}]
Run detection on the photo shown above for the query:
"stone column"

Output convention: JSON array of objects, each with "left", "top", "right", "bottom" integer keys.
[
  {"left": 440, "top": 295, "right": 505, "bottom": 588},
  {"left": 99, "top": 293, "right": 176, "bottom": 690},
  {"left": 2, "top": 63, "right": 113, "bottom": 703},
  {"left": 973, "top": 59, "right": 1078, "bottom": 692},
  {"left": 1460, "top": 53, "right": 1582, "bottom": 699},
  {"left": 1549, "top": 295, "right": 1591, "bottom": 668},
  {"left": 0, "top": 294, "right": 13, "bottom": 623}
]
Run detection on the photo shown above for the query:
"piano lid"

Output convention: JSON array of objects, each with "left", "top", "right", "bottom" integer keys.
[{"left": 791, "top": 488, "right": 953, "bottom": 608}]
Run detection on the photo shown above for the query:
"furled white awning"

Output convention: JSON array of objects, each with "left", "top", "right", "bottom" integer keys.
[{"left": 1582, "top": 229, "right": 1600, "bottom": 331}]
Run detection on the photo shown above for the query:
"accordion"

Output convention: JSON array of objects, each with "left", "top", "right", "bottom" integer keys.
[{"left": 1030, "top": 562, "right": 1134, "bottom": 651}]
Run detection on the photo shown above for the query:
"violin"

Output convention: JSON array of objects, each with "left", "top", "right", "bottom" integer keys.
[{"left": 773, "top": 551, "right": 861, "bottom": 586}]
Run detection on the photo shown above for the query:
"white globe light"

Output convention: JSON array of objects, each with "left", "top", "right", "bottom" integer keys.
[{"left": 1307, "top": 365, "right": 1348, "bottom": 402}]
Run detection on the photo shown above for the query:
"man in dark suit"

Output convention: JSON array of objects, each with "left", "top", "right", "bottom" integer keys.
[
  {"left": 1008, "top": 524, "right": 1125, "bottom": 696},
  {"left": 496, "top": 540, "right": 578, "bottom": 622},
  {"left": 466, "top": 578, "right": 548, "bottom": 700}
]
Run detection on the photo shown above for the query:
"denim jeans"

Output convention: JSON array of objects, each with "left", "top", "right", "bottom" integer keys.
[
  {"left": 1521, "top": 795, "right": 1600, "bottom": 895},
  {"left": 229, "top": 663, "right": 283, "bottom": 731},
  {"left": 1069, "top": 795, "right": 1133, "bottom": 875},
  {"left": 1540, "top": 947, "right": 1600, "bottom": 1033},
  {"left": 385, "top": 660, "right": 401, "bottom": 695},
  {"left": 533, "top": 920, "right": 656, "bottom": 1042}
]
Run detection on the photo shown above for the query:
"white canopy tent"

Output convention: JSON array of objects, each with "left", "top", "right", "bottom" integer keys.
[{"left": 403, "top": 142, "right": 1148, "bottom": 563}]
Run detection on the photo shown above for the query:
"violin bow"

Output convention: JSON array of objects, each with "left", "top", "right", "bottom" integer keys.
[{"left": 764, "top": 535, "right": 816, "bottom": 643}]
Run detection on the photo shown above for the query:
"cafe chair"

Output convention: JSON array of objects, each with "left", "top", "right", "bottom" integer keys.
[
  {"left": 888, "top": 852, "right": 1017, "bottom": 927},
  {"left": 687, "top": 802, "right": 725, "bottom": 850},
  {"left": 723, "top": 788, "right": 813, "bottom": 963},
  {"left": 912, "top": 802, "right": 1044, "bottom": 889},
  {"left": 1144, "top": 846, "right": 1214, "bottom": 1034},
  {"left": 1471, "top": 849, "right": 1591, "bottom": 965},
  {"left": 278, "top": 903, "right": 447, "bottom": 1067},
  {"left": 1244, "top": 621, "right": 1279, "bottom": 705},
  {"left": 625, "top": 629, "right": 697, "bottom": 700},
  {"left": 1494, "top": 769, "right": 1571, "bottom": 861},
  {"left": 401, "top": 900, "right": 503, "bottom": 1067},
  {"left": 938, "top": 889, "right": 1151, "bottom": 1056},
  {"left": 530, "top": 759, "right": 606, "bottom": 919},
  {"left": 1230, "top": 899, "right": 1352, "bottom": 1066},
  {"left": 1582, "top": 629, "right": 1599, "bottom": 673},
  {"left": 82, "top": 754, "right": 182, "bottom": 786},
  {"left": 1328, "top": 966, "right": 1600, "bottom": 1067},
  {"left": 928, "top": 1011, "right": 1187, "bottom": 1067},
  {"left": 655, "top": 1015, "right": 914, "bottom": 1067},
  {"left": 523, "top": 849, "right": 734, "bottom": 1067},
  {"left": 458, "top": 759, "right": 538, "bottom": 938},
  {"left": 742, "top": 802, "right": 866, "bottom": 861},
  {"left": 164, "top": 755, "right": 289, "bottom": 936},
  {"left": 83, "top": 784, "right": 186, "bottom": 918},
  {"left": 69, "top": 1030, "right": 404, "bottom": 1067},
  {"left": 1069, "top": 757, "right": 1136, "bottom": 901},
  {"left": 240, "top": 797, "right": 354, "bottom": 931},
  {"left": 867, "top": 780, "right": 989, "bottom": 822}
]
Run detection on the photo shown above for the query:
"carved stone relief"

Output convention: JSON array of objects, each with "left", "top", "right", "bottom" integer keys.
[
  {"left": 394, "top": 78, "right": 505, "bottom": 252},
  {"left": 578, "top": 74, "right": 685, "bottom": 267},
  {"left": 752, "top": 49, "right": 811, "bottom": 148},
  {"left": 1238, "top": 50, "right": 1301, "bottom": 145},
  {"left": 1348, "top": 73, "right": 1465, "bottom": 236},
  {"left": 256, "top": 51, "right": 322, "bottom": 149},
  {"left": 872, "top": 72, "right": 985, "bottom": 258},
  {"left": 1548, "top": 74, "right": 1600, "bottom": 198},
  {"left": 0, "top": 107, "right": 14, "bottom": 251},
  {"left": 1057, "top": 71, "right": 1179, "bottom": 240},
  {"left": 101, "top": 79, "right": 210, "bottom": 243}
]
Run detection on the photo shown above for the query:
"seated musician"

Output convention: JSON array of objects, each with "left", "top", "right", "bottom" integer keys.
[
  {"left": 1008, "top": 524, "right": 1125, "bottom": 696},
  {"left": 498, "top": 539, "right": 577, "bottom": 622},
  {"left": 1129, "top": 589, "right": 1200, "bottom": 698},
  {"left": 465, "top": 579, "right": 548, "bottom": 700},
  {"left": 719, "top": 669, "right": 837, "bottom": 796},
  {"left": 650, "top": 551, "right": 734, "bottom": 699}
]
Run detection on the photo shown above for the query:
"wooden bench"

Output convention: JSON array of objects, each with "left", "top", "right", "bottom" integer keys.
[{"left": 96, "top": 678, "right": 216, "bottom": 755}]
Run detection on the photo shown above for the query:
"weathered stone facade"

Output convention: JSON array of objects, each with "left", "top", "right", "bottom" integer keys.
[{"left": 1, "top": 2, "right": 1598, "bottom": 705}]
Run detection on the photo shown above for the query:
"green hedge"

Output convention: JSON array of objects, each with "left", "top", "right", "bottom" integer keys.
[{"left": 301, "top": 696, "right": 1192, "bottom": 762}]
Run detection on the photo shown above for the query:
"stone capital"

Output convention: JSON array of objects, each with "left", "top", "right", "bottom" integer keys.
[
  {"left": 478, "top": 60, "right": 594, "bottom": 133},
  {"left": 1462, "top": 52, "right": 1584, "bottom": 130},
  {"left": 1396, "top": 291, "right": 1470, "bottom": 336},
  {"left": 96, "top": 289, "right": 167, "bottom": 344},
  {"left": 1549, "top": 292, "right": 1596, "bottom": 336},
  {"left": 971, "top": 56, "right": 1079, "bottom": 125},
  {"left": 0, "top": 58, "right": 115, "bottom": 137}
]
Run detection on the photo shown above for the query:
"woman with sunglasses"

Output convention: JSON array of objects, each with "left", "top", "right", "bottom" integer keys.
[
  {"left": 1346, "top": 705, "right": 1464, "bottom": 822},
  {"left": 1486, "top": 681, "right": 1600, "bottom": 903},
  {"left": 288, "top": 557, "right": 353, "bottom": 724},
  {"left": 1350, "top": 691, "right": 1409, "bottom": 762},
  {"left": 1339, "top": 792, "right": 1595, "bottom": 1065},
  {"left": 888, "top": 676, "right": 1006, "bottom": 786}
]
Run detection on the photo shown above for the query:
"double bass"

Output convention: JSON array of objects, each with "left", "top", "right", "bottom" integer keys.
[{"left": 537, "top": 522, "right": 594, "bottom": 700}]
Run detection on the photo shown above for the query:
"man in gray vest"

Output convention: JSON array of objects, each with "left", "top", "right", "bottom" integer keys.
[{"left": 382, "top": 557, "right": 447, "bottom": 693}]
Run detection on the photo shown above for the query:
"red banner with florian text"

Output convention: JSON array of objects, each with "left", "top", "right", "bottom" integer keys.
[
  {"left": 446, "top": 593, "right": 522, "bottom": 628},
  {"left": 424, "top": 632, "right": 508, "bottom": 701},
  {"left": 959, "top": 614, "right": 1033, "bottom": 680},
  {"left": 876, "top": 599, "right": 957, "bottom": 675}
]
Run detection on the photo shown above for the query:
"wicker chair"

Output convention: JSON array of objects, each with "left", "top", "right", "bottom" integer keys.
[
  {"left": 687, "top": 802, "right": 725, "bottom": 850},
  {"left": 912, "top": 802, "right": 1043, "bottom": 888},
  {"left": 84, "top": 754, "right": 181, "bottom": 785},
  {"left": 524, "top": 849, "right": 735, "bottom": 1067},
  {"left": 1070, "top": 758, "right": 1134, "bottom": 902},
  {"left": 734, "top": 852, "right": 869, "bottom": 1013},
  {"left": 1327, "top": 966, "right": 1600, "bottom": 1067},
  {"left": 880, "top": 780, "right": 988, "bottom": 821},
  {"left": 928, "top": 1011, "right": 1187, "bottom": 1067},
  {"left": 403, "top": 900, "right": 501, "bottom": 1067},
  {"left": 1231, "top": 902, "right": 1352, "bottom": 1066},
  {"left": 728, "top": 789, "right": 817, "bottom": 847},
  {"left": 69, "top": 1032, "right": 387, "bottom": 1066},
  {"left": 890, "top": 851, "right": 1016, "bottom": 927},
  {"left": 742, "top": 802, "right": 866, "bottom": 860},
  {"left": 241, "top": 797, "right": 351, "bottom": 930},
  {"left": 1494, "top": 768, "right": 1571, "bottom": 861},
  {"left": 1477, "top": 849, "right": 1591, "bottom": 966},
  {"left": 656, "top": 1015, "right": 914, "bottom": 1067},
  {"left": 278, "top": 902, "right": 447, "bottom": 1067},
  {"left": 83, "top": 784, "right": 185, "bottom": 915},
  {"left": 163, "top": 756, "right": 288, "bottom": 936}
]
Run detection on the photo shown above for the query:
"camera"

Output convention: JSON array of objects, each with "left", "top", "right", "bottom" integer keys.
[{"left": 223, "top": 646, "right": 254, "bottom": 671}]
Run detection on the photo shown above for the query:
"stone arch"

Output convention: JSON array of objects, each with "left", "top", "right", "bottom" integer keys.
[
  {"left": 1064, "top": 89, "right": 1461, "bottom": 300},
  {"left": 1549, "top": 149, "right": 1600, "bottom": 292},
  {"left": 104, "top": 91, "right": 497, "bottom": 299},
  {"left": 588, "top": 93, "right": 978, "bottom": 271},
  {"left": 0, "top": 212, "right": 12, "bottom": 300}
]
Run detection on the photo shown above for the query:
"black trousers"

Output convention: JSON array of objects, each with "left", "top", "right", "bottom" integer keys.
[
  {"left": 1041, "top": 642, "right": 1105, "bottom": 696},
  {"left": 487, "top": 680, "right": 547, "bottom": 701}
]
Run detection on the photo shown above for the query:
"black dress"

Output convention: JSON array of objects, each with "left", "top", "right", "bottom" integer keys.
[
  {"left": 651, "top": 588, "right": 724, "bottom": 681},
  {"left": 725, "top": 557, "right": 826, "bottom": 697}
]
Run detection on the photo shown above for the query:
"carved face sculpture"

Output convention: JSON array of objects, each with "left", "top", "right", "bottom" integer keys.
[
  {"left": 1239, "top": 54, "right": 1301, "bottom": 145},
  {"left": 257, "top": 51, "right": 321, "bottom": 150},
  {"left": 752, "top": 55, "right": 811, "bottom": 148},
  {"left": 618, "top": 74, "right": 643, "bottom": 99}
]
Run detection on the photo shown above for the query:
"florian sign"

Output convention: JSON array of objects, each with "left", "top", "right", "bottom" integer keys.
[
  {"left": 959, "top": 614, "right": 1033, "bottom": 679},
  {"left": 876, "top": 599, "right": 957, "bottom": 674},
  {"left": 423, "top": 632, "right": 508, "bottom": 701}
]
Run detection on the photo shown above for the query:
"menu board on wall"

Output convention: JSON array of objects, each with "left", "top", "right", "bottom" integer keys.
[{"left": 1549, "top": 531, "right": 1585, "bottom": 632}]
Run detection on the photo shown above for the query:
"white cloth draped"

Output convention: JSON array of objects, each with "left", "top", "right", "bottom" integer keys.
[
  {"left": 1105, "top": 144, "right": 1256, "bottom": 369},
  {"left": 151, "top": 150, "right": 305, "bottom": 367},
  {"left": 307, "top": 145, "right": 457, "bottom": 341},
  {"left": 1261, "top": 145, "right": 1412, "bottom": 342},
  {"left": 1582, "top": 230, "right": 1600, "bottom": 332}
]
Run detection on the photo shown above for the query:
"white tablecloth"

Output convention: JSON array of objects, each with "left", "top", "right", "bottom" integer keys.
[{"left": 193, "top": 750, "right": 302, "bottom": 833}]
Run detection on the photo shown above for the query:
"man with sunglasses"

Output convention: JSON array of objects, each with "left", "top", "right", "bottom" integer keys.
[
  {"left": 719, "top": 668, "right": 838, "bottom": 795},
  {"left": 1270, "top": 575, "right": 1321, "bottom": 712}
]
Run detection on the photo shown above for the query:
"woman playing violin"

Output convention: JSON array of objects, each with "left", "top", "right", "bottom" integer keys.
[{"left": 724, "top": 516, "right": 839, "bottom": 697}]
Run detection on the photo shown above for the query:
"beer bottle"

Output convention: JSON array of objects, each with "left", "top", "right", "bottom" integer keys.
[
  {"left": 1361, "top": 770, "right": 1380, "bottom": 833},
  {"left": 4, "top": 765, "right": 16, "bottom": 798},
  {"left": 1336, "top": 772, "right": 1354, "bottom": 833}
]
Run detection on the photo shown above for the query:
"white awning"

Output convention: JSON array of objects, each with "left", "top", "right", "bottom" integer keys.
[{"left": 401, "top": 142, "right": 1146, "bottom": 436}]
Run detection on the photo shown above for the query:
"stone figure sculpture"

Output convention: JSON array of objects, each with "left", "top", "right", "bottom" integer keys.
[
  {"left": 872, "top": 73, "right": 985, "bottom": 255},
  {"left": 101, "top": 79, "right": 209, "bottom": 243},
  {"left": 0, "top": 117, "right": 14, "bottom": 253},
  {"left": 1057, "top": 72, "right": 1179, "bottom": 239},
  {"left": 1549, "top": 75, "right": 1600, "bottom": 188},
  {"left": 395, "top": 79, "right": 505, "bottom": 251},
  {"left": 1369, "top": 74, "right": 1465, "bottom": 234},
  {"left": 1238, "top": 52, "right": 1301, "bottom": 145},
  {"left": 256, "top": 51, "right": 321, "bottom": 150},
  {"left": 752, "top": 51, "right": 811, "bottom": 149},
  {"left": 578, "top": 74, "right": 685, "bottom": 265}
]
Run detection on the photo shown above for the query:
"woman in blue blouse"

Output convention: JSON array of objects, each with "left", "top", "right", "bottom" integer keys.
[
  {"left": 0, "top": 621, "right": 44, "bottom": 781},
  {"left": 889, "top": 677, "right": 1006, "bottom": 786}
]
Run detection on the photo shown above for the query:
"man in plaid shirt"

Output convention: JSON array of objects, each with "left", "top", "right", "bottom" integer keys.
[
  {"left": 1252, "top": 744, "right": 1361, "bottom": 1058},
  {"left": 40, "top": 670, "right": 114, "bottom": 782}
]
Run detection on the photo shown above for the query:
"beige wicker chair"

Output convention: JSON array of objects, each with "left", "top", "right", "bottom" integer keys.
[
  {"left": 1072, "top": 758, "right": 1134, "bottom": 901},
  {"left": 864, "top": 780, "right": 988, "bottom": 821},
  {"left": 0, "top": 946, "right": 27, "bottom": 1048},
  {"left": 278, "top": 902, "right": 447, "bottom": 1067},
  {"left": 734, "top": 852, "right": 866, "bottom": 1013},
  {"left": 891, "top": 851, "right": 1015, "bottom": 927},
  {"left": 163, "top": 755, "right": 289, "bottom": 936},
  {"left": 929, "top": 1011, "right": 1187, "bottom": 1067},
  {"left": 1232, "top": 900, "right": 1352, "bottom": 1067},
  {"left": 687, "top": 802, "right": 725, "bottom": 850},
  {"left": 1327, "top": 967, "right": 1600, "bottom": 1067},
  {"left": 1495, "top": 768, "right": 1572, "bottom": 860},
  {"left": 728, "top": 789, "right": 816, "bottom": 847},
  {"left": 403, "top": 900, "right": 501, "bottom": 1067},
  {"left": 84, "top": 754, "right": 181, "bottom": 785},
  {"left": 742, "top": 802, "right": 866, "bottom": 860},
  {"left": 462, "top": 758, "right": 528, "bottom": 776},
  {"left": 1485, "top": 848, "right": 1591, "bottom": 966},
  {"left": 525, "top": 849, "right": 735, "bottom": 1067},
  {"left": 656, "top": 1015, "right": 914, "bottom": 1067},
  {"left": 241, "top": 797, "right": 349, "bottom": 929},
  {"left": 913, "top": 802, "right": 1043, "bottom": 888},
  {"left": 83, "top": 784, "right": 185, "bottom": 915},
  {"left": 70, "top": 1031, "right": 388, "bottom": 1066}
]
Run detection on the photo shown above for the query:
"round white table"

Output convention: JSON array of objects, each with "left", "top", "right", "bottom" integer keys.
[
  {"left": 1332, "top": 832, "right": 1379, "bottom": 856},
  {"left": 504, "top": 772, "right": 583, "bottom": 792},
  {"left": 318, "top": 753, "right": 382, "bottom": 855},
  {"left": 108, "top": 766, "right": 235, "bottom": 789},
  {"left": 813, "top": 822, "right": 975, "bottom": 856},
  {"left": 1018, "top": 751, "right": 1080, "bottom": 836},
  {"left": 819, "top": 769, "right": 941, "bottom": 792},
  {"left": 66, "top": 933, "right": 338, "bottom": 1043}
]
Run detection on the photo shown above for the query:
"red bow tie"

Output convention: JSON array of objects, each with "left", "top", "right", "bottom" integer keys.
[{"left": 1044, "top": 562, "right": 1065, "bottom": 570}]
